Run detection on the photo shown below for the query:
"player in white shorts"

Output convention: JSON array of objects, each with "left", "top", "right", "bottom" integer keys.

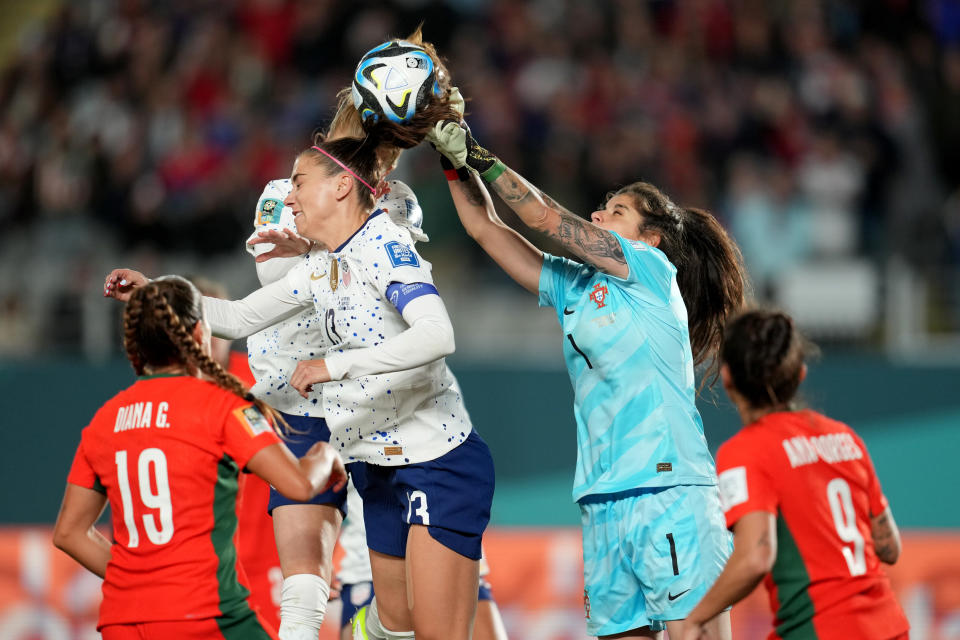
[{"left": 104, "top": 132, "right": 495, "bottom": 640}]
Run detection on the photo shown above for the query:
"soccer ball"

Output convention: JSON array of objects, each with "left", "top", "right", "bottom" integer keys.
[{"left": 351, "top": 40, "right": 442, "bottom": 125}]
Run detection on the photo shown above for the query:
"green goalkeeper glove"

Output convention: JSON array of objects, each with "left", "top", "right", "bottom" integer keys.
[{"left": 427, "top": 120, "right": 506, "bottom": 182}]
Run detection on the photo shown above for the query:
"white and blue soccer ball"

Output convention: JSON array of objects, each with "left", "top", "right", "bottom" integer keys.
[{"left": 351, "top": 40, "right": 442, "bottom": 125}]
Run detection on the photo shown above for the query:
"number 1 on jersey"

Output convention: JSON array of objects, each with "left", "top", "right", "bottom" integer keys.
[{"left": 115, "top": 448, "right": 175, "bottom": 547}]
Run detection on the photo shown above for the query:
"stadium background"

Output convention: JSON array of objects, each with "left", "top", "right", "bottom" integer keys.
[{"left": 0, "top": 0, "right": 958, "bottom": 637}]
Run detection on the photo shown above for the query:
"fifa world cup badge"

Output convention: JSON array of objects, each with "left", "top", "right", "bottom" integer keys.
[
  {"left": 589, "top": 282, "right": 608, "bottom": 309},
  {"left": 330, "top": 259, "right": 339, "bottom": 292}
]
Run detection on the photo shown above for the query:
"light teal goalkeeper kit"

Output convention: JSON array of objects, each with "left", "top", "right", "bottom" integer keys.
[{"left": 538, "top": 233, "right": 731, "bottom": 632}]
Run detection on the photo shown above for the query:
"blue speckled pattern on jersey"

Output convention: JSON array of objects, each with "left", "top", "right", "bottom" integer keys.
[{"left": 538, "top": 233, "right": 718, "bottom": 502}]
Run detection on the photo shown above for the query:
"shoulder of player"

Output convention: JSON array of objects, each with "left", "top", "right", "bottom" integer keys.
[
  {"left": 717, "top": 424, "right": 776, "bottom": 467},
  {"left": 618, "top": 235, "right": 675, "bottom": 275},
  {"left": 353, "top": 215, "right": 421, "bottom": 260}
]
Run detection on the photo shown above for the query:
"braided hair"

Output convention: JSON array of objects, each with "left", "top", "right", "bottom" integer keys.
[
  {"left": 721, "top": 310, "right": 815, "bottom": 409},
  {"left": 123, "top": 275, "right": 288, "bottom": 434}
]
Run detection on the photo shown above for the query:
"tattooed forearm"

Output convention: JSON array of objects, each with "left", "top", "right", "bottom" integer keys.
[
  {"left": 490, "top": 166, "right": 626, "bottom": 268},
  {"left": 871, "top": 511, "right": 900, "bottom": 563},
  {"left": 549, "top": 210, "right": 626, "bottom": 264},
  {"left": 491, "top": 171, "right": 535, "bottom": 205}
]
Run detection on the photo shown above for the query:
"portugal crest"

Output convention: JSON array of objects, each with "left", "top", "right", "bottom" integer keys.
[{"left": 589, "top": 282, "right": 608, "bottom": 309}]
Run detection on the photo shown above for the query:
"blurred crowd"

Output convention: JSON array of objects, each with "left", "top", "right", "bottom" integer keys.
[{"left": 2, "top": 0, "right": 960, "bottom": 355}]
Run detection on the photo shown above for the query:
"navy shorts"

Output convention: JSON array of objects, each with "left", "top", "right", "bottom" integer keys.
[
  {"left": 351, "top": 430, "right": 494, "bottom": 560},
  {"left": 267, "top": 412, "right": 348, "bottom": 514}
]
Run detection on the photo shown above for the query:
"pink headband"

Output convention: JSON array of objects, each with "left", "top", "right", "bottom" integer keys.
[{"left": 310, "top": 145, "right": 375, "bottom": 194}]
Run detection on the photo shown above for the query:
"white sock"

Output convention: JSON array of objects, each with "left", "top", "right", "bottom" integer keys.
[
  {"left": 278, "top": 574, "right": 329, "bottom": 640},
  {"left": 360, "top": 597, "right": 414, "bottom": 640}
]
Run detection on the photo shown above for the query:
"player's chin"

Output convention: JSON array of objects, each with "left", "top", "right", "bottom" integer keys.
[{"left": 293, "top": 212, "right": 306, "bottom": 234}]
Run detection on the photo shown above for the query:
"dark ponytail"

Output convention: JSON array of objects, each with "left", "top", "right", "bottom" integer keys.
[
  {"left": 614, "top": 183, "right": 748, "bottom": 384},
  {"left": 674, "top": 207, "right": 748, "bottom": 382},
  {"left": 721, "top": 310, "right": 813, "bottom": 409}
]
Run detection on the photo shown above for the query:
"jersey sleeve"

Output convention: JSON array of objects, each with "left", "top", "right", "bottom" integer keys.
[
  {"left": 612, "top": 234, "right": 675, "bottom": 303},
  {"left": 67, "top": 437, "right": 105, "bottom": 494},
  {"left": 716, "top": 436, "right": 779, "bottom": 529},
  {"left": 221, "top": 403, "right": 282, "bottom": 469},
  {"left": 538, "top": 252, "right": 578, "bottom": 310},
  {"left": 852, "top": 431, "right": 889, "bottom": 516}
]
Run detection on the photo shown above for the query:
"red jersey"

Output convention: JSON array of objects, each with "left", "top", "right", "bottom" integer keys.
[
  {"left": 229, "top": 350, "right": 283, "bottom": 631},
  {"left": 716, "top": 410, "right": 909, "bottom": 640},
  {"left": 67, "top": 374, "right": 280, "bottom": 628}
]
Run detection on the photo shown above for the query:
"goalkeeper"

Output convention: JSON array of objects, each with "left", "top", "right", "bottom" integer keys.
[{"left": 429, "top": 113, "right": 749, "bottom": 640}]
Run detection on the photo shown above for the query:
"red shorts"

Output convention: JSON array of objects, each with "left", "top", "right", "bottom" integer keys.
[{"left": 101, "top": 611, "right": 278, "bottom": 640}]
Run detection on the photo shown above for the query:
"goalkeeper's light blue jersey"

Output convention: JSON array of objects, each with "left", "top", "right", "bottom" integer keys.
[{"left": 539, "top": 234, "right": 718, "bottom": 503}]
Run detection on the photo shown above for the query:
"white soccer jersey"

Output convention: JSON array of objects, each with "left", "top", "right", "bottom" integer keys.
[
  {"left": 284, "top": 210, "right": 473, "bottom": 465},
  {"left": 243, "top": 179, "right": 327, "bottom": 416}
]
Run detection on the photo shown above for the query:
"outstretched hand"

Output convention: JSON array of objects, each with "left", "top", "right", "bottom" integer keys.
[
  {"left": 426, "top": 117, "right": 501, "bottom": 179},
  {"left": 248, "top": 228, "right": 313, "bottom": 262},
  {"left": 103, "top": 269, "right": 149, "bottom": 302},
  {"left": 426, "top": 119, "right": 470, "bottom": 169}
]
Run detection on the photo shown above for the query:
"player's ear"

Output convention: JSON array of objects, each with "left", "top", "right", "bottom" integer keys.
[
  {"left": 641, "top": 228, "right": 661, "bottom": 248},
  {"left": 335, "top": 173, "right": 353, "bottom": 201},
  {"left": 798, "top": 363, "right": 807, "bottom": 384}
]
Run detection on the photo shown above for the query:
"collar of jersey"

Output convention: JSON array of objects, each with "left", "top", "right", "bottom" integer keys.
[
  {"left": 334, "top": 208, "right": 383, "bottom": 253},
  {"left": 137, "top": 372, "right": 187, "bottom": 380}
]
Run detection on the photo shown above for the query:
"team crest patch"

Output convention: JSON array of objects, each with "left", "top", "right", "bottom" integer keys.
[
  {"left": 589, "top": 282, "right": 609, "bottom": 309},
  {"left": 384, "top": 241, "right": 419, "bottom": 267},
  {"left": 234, "top": 406, "right": 272, "bottom": 437},
  {"left": 257, "top": 198, "right": 283, "bottom": 225}
]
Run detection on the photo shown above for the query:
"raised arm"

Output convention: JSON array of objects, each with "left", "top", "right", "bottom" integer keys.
[
  {"left": 202, "top": 278, "right": 309, "bottom": 340},
  {"left": 445, "top": 165, "right": 543, "bottom": 294},
  {"left": 429, "top": 121, "right": 628, "bottom": 279},
  {"left": 104, "top": 268, "right": 308, "bottom": 340}
]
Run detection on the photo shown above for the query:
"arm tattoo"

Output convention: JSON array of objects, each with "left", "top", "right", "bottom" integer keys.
[
  {"left": 491, "top": 172, "right": 535, "bottom": 205},
  {"left": 550, "top": 210, "right": 626, "bottom": 264},
  {"left": 491, "top": 170, "right": 626, "bottom": 266},
  {"left": 871, "top": 512, "right": 898, "bottom": 562}
]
